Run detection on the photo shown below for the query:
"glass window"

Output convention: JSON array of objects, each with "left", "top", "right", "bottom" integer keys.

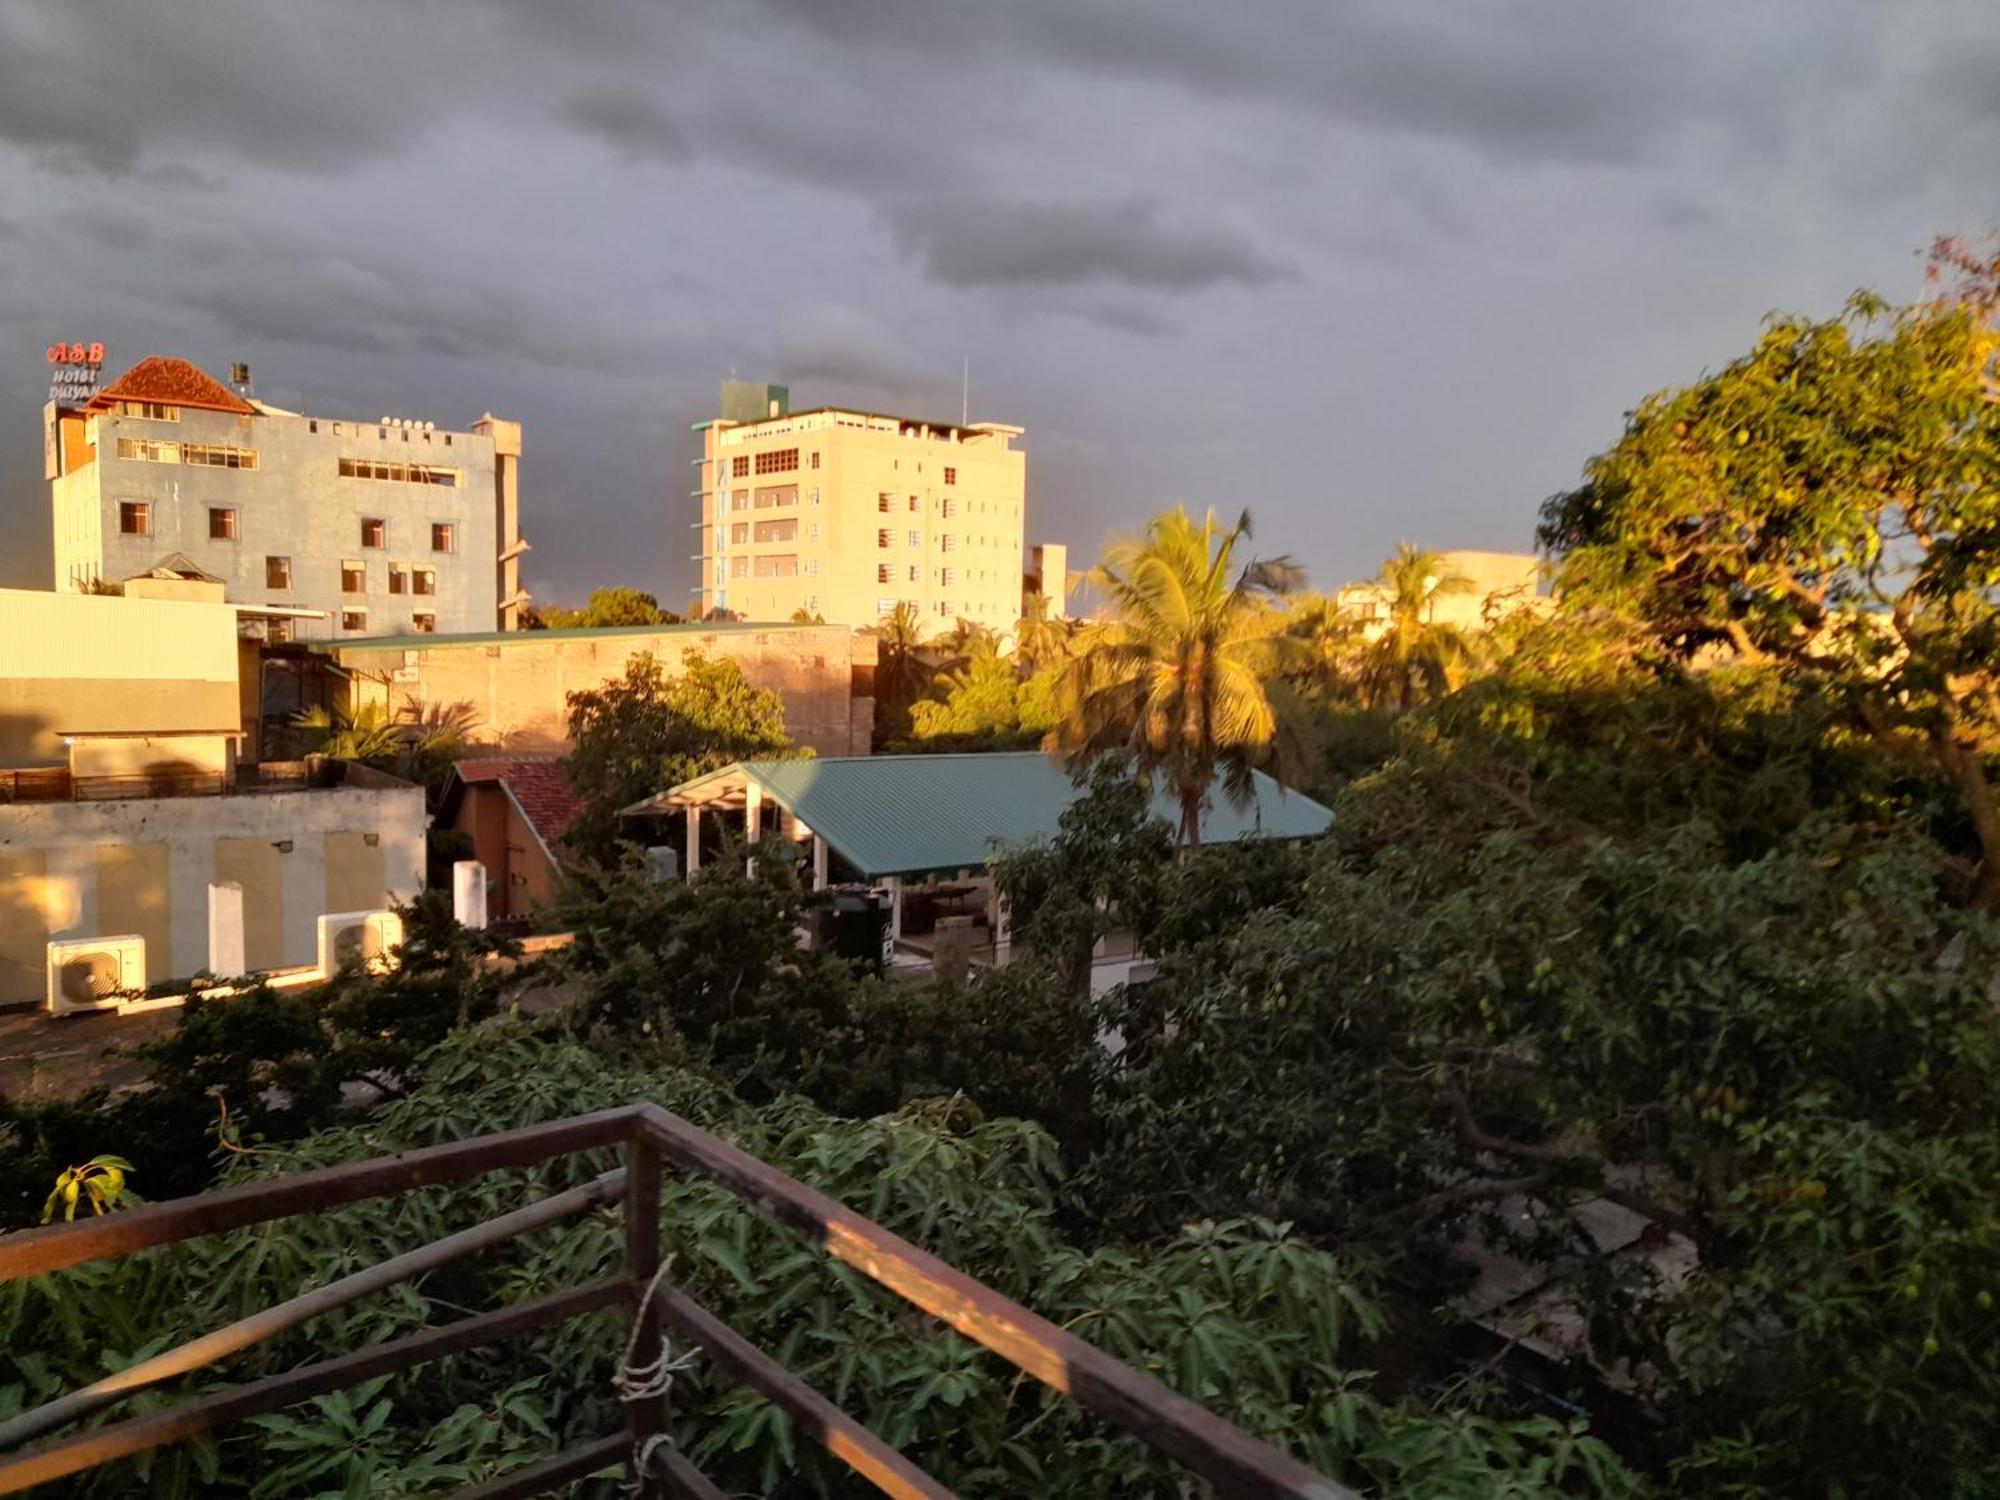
[
  {"left": 878, "top": 493, "right": 893, "bottom": 513},
  {"left": 877, "top": 529, "right": 892, "bottom": 548},
  {"left": 341, "top": 561, "right": 366, "bottom": 594},
  {"left": 208, "top": 507, "right": 236, "bottom": 540},
  {"left": 341, "top": 609, "right": 367, "bottom": 632},
  {"left": 907, "top": 530, "right": 920, "bottom": 547},
  {"left": 412, "top": 568, "right": 436, "bottom": 596},
  {"left": 431, "top": 523, "right": 455, "bottom": 552},
  {"left": 878, "top": 563, "right": 892, "bottom": 584},
  {"left": 266, "top": 556, "right": 291, "bottom": 590},
  {"left": 388, "top": 566, "right": 408, "bottom": 595},
  {"left": 411, "top": 612, "right": 436, "bottom": 634},
  {"left": 360, "top": 517, "right": 385, "bottom": 548},
  {"left": 944, "top": 466, "right": 956, "bottom": 485},
  {"left": 118, "top": 501, "right": 150, "bottom": 535}
]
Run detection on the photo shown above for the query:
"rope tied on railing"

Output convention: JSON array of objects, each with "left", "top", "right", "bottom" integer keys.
[{"left": 617, "top": 1256, "right": 703, "bottom": 1492}]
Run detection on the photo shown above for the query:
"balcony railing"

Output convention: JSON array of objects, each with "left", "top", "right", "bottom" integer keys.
[{"left": 0, "top": 1104, "right": 1354, "bottom": 1499}]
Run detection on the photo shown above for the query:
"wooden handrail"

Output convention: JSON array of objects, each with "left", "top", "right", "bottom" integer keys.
[{"left": 0, "top": 1102, "right": 1354, "bottom": 1500}]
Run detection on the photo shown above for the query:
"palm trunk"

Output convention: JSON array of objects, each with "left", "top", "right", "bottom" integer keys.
[{"left": 1179, "top": 787, "right": 1203, "bottom": 853}]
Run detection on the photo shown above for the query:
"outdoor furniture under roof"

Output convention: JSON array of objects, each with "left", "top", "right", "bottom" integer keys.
[{"left": 624, "top": 752, "right": 1333, "bottom": 881}]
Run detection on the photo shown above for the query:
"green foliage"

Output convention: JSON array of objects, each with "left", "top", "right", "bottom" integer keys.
[
  {"left": 1541, "top": 284, "right": 2000, "bottom": 905},
  {"left": 905, "top": 653, "right": 1060, "bottom": 749},
  {"left": 0, "top": 1029, "right": 1634, "bottom": 1499},
  {"left": 41, "top": 1155, "right": 134, "bottom": 1223},
  {"left": 562, "top": 650, "right": 799, "bottom": 862},
  {"left": 292, "top": 697, "right": 477, "bottom": 799},
  {"left": 531, "top": 587, "right": 680, "bottom": 629}
]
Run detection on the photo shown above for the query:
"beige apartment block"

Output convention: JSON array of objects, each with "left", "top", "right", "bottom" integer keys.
[
  {"left": 328, "top": 619, "right": 875, "bottom": 759},
  {"left": 0, "top": 587, "right": 425, "bottom": 1005},
  {"left": 692, "top": 382, "right": 1028, "bottom": 636},
  {"left": 1336, "top": 549, "right": 1544, "bottom": 635}
]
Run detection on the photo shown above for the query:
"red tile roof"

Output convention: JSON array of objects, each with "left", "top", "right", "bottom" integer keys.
[
  {"left": 88, "top": 356, "right": 260, "bottom": 416},
  {"left": 452, "top": 757, "right": 580, "bottom": 866}
]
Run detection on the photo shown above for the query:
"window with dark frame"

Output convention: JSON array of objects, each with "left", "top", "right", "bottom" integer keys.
[
  {"left": 361, "top": 517, "right": 385, "bottom": 548},
  {"left": 431, "top": 523, "right": 455, "bottom": 552},
  {"left": 341, "top": 561, "right": 366, "bottom": 594},
  {"left": 341, "top": 609, "right": 367, "bottom": 631},
  {"left": 118, "top": 501, "right": 149, "bottom": 535},
  {"left": 208, "top": 507, "right": 236, "bottom": 540},
  {"left": 266, "top": 556, "right": 291, "bottom": 590}
]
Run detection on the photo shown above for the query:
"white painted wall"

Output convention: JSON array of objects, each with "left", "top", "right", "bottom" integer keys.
[{"left": 0, "top": 782, "right": 424, "bottom": 996}]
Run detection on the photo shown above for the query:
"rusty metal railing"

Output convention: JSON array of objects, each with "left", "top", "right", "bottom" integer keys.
[{"left": 0, "top": 1103, "right": 1356, "bottom": 1499}]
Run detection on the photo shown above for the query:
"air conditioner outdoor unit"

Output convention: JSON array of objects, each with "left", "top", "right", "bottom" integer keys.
[
  {"left": 315, "top": 910, "right": 405, "bottom": 977},
  {"left": 46, "top": 935, "right": 146, "bottom": 1016}
]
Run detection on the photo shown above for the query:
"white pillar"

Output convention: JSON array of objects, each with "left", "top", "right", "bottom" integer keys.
[
  {"left": 992, "top": 888, "right": 1012, "bottom": 966},
  {"left": 886, "top": 876, "right": 903, "bottom": 944},
  {"left": 812, "top": 834, "right": 829, "bottom": 892},
  {"left": 207, "top": 881, "right": 245, "bottom": 978},
  {"left": 452, "top": 860, "right": 488, "bottom": 930},
  {"left": 685, "top": 804, "right": 701, "bottom": 874}
]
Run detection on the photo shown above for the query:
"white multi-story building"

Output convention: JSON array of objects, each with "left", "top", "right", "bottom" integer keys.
[{"left": 47, "top": 356, "right": 527, "bottom": 639}]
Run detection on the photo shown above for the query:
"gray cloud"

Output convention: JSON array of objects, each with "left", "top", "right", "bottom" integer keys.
[
  {"left": 886, "top": 195, "right": 1296, "bottom": 290},
  {"left": 1, "top": 0, "right": 1996, "bottom": 611},
  {"left": 559, "top": 88, "right": 688, "bottom": 162}
]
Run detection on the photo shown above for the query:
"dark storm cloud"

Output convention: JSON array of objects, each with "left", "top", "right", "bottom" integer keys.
[
  {"left": 1, "top": 0, "right": 1997, "bottom": 608},
  {"left": 887, "top": 195, "right": 1294, "bottom": 290},
  {"left": 558, "top": 89, "right": 689, "bottom": 162}
]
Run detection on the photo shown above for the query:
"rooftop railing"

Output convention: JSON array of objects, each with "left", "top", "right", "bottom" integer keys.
[{"left": 0, "top": 1103, "right": 1355, "bottom": 1499}]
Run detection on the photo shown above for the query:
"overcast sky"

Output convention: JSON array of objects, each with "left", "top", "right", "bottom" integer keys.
[{"left": 3, "top": 1, "right": 1995, "bottom": 607}]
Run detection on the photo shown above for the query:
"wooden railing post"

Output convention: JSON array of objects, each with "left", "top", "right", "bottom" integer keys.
[{"left": 623, "top": 1131, "right": 667, "bottom": 1497}]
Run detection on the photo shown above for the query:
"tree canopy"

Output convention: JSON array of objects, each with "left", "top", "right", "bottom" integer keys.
[{"left": 529, "top": 587, "right": 681, "bottom": 630}]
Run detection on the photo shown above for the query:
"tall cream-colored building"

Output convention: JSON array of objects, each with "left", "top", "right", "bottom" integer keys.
[{"left": 692, "top": 382, "right": 1026, "bottom": 634}]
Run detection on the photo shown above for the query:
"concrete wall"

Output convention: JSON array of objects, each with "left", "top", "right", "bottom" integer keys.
[
  {"left": 0, "top": 588, "right": 242, "bottom": 767},
  {"left": 51, "top": 403, "right": 512, "bottom": 637},
  {"left": 697, "top": 411, "right": 1027, "bottom": 635},
  {"left": 0, "top": 778, "right": 426, "bottom": 1003},
  {"left": 333, "top": 622, "right": 876, "bottom": 758}
]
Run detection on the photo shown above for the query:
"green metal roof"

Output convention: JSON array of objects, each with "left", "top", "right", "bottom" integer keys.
[
  {"left": 320, "top": 620, "right": 815, "bottom": 654},
  {"left": 634, "top": 753, "right": 1332, "bottom": 878}
]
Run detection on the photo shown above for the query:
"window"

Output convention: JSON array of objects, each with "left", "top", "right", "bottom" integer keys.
[
  {"left": 907, "top": 529, "right": 920, "bottom": 547},
  {"left": 411, "top": 612, "right": 436, "bottom": 634},
  {"left": 389, "top": 565, "right": 408, "bottom": 595},
  {"left": 810, "top": 452, "right": 821, "bottom": 470},
  {"left": 907, "top": 495, "right": 919, "bottom": 513},
  {"left": 941, "top": 567, "right": 956, "bottom": 587},
  {"left": 807, "top": 522, "right": 820, "bottom": 540},
  {"left": 309, "top": 420, "right": 318, "bottom": 434},
  {"left": 208, "top": 507, "right": 237, "bottom": 540},
  {"left": 730, "top": 556, "right": 748, "bottom": 578},
  {"left": 412, "top": 568, "right": 436, "bottom": 596},
  {"left": 943, "top": 466, "right": 956, "bottom": 485},
  {"left": 878, "top": 563, "right": 893, "bottom": 584},
  {"left": 807, "top": 595, "right": 819, "bottom": 612},
  {"left": 810, "top": 486, "right": 820, "bottom": 505},
  {"left": 338, "top": 458, "right": 456, "bottom": 486},
  {"left": 908, "top": 565, "right": 919, "bottom": 582},
  {"left": 878, "top": 493, "right": 893, "bottom": 513},
  {"left": 753, "top": 485, "right": 797, "bottom": 508},
  {"left": 332, "top": 422, "right": 343, "bottom": 435},
  {"left": 941, "top": 499, "right": 957, "bottom": 517},
  {"left": 730, "top": 490, "right": 750, "bottom": 511},
  {"left": 116, "top": 438, "right": 179, "bottom": 463},
  {"left": 342, "top": 561, "right": 366, "bottom": 594},
  {"left": 341, "top": 609, "right": 367, "bottom": 632},
  {"left": 360, "top": 517, "right": 385, "bottom": 548},
  {"left": 116, "top": 401, "right": 178, "bottom": 421},
  {"left": 730, "top": 522, "right": 749, "bottom": 545},
  {"left": 878, "top": 529, "right": 893, "bottom": 548},
  {"left": 731, "top": 455, "right": 749, "bottom": 478},
  {"left": 431, "top": 523, "right": 455, "bottom": 553},
  {"left": 940, "top": 534, "right": 956, "bottom": 553},
  {"left": 266, "top": 556, "right": 291, "bottom": 590},
  {"left": 752, "top": 518, "right": 797, "bottom": 544},
  {"left": 118, "top": 501, "right": 150, "bottom": 535},
  {"left": 876, "top": 597, "right": 897, "bottom": 618},
  {"left": 806, "top": 560, "right": 820, "bottom": 575},
  {"left": 752, "top": 554, "right": 798, "bottom": 578},
  {"left": 181, "top": 444, "right": 258, "bottom": 469},
  {"left": 753, "top": 447, "right": 798, "bottom": 475}
]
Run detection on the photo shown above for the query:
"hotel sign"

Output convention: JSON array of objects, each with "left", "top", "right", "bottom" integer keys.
[{"left": 46, "top": 341, "right": 106, "bottom": 406}]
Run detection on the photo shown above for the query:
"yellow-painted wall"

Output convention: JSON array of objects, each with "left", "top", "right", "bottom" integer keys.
[
  {"left": 214, "top": 838, "right": 286, "bottom": 973},
  {"left": 324, "top": 831, "right": 388, "bottom": 914},
  {"left": 0, "top": 850, "right": 50, "bottom": 1002},
  {"left": 95, "top": 842, "right": 173, "bottom": 963}
]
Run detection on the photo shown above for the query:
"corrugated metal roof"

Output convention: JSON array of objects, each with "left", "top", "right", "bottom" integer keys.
[{"left": 642, "top": 753, "right": 1332, "bottom": 878}]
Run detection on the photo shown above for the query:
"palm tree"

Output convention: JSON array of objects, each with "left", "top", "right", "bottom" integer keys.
[
  {"left": 1353, "top": 544, "right": 1475, "bottom": 712},
  {"left": 871, "top": 600, "right": 930, "bottom": 706},
  {"left": 1014, "top": 590, "right": 1071, "bottom": 674},
  {"left": 1284, "top": 593, "right": 1362, "bottom": 700},
  {"left": 1045, "top": 506, "right": 1303, "bottom": 849}
]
